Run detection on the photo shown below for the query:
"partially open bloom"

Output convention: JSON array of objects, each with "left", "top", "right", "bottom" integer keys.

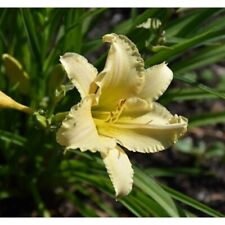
[
  {"left": 0, "top": 91, "right": 32, "bottom": 114},
  {"left": 57, "top": 33, "right": 188, "bottom": 197}
]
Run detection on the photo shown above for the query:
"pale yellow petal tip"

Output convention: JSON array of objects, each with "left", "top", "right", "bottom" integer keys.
[
  {"left": 152, "top": 62, "right": 173, "bottom": 91},
  {"left": 102, "top": 33, "right": 117, "bottom": 43},
  {"left": 158, "top": 62, "right": 173, "bottom": 78},
  {"left": 169, "top": 114, "right": 188, "bottom": 125},
  {"left": 115, "top": 175, "right": 133, "bottom": 198},
  {"left": 59, "top": 55, "right": 63, "bottom": 62},
  {"left": 101, "top": 147, "right": 134, "bottom": 198},
  {"left": 59, "top": 53, "right": 85, "bottom": 65},
  {"left": 59, "top": 52, "right": 75, "bottom": 61},
  {"left": 169, "top": 114, "right": 188, "bottom": 138},
  {"left": 114, "top": 161, "right": 134, "bottom": 198}
]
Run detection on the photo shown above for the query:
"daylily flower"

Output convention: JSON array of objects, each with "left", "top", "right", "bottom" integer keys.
[
  {"left": 56, "top": 33, "right": 188, "bottom": 197},
  {"left": 0, "top": 90, "right": 32, "bottom": 114}
]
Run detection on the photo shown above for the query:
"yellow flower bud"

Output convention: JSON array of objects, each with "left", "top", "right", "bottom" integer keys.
[{"left": 0, "top": 91, "right": 33, "bottom": 114}]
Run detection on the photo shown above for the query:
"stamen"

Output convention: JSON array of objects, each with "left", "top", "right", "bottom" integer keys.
[{"left": 106, "top": 99, "right": 126, "bottom": 123}]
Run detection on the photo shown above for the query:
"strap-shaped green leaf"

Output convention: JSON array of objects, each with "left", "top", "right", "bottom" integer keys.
[{"left": 146, "top": 29, "right": 225, "bottom": 66}]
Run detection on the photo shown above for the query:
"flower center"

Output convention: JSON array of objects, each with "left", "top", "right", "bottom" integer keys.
[
  {"left": 92, "top": 99, "right": 127, "bottom": 124},
  {"left": 105, "top": 99, "right": 126, "bottom": 123}
]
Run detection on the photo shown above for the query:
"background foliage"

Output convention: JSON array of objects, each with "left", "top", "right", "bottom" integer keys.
[{"left": 1, "top": 8, "right": 225, "bottom": 217}]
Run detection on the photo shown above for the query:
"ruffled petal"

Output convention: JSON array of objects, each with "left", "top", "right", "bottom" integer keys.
[
  {"left": 139, "top": 63, "right": 173, "bottom": 101},
  {"left": 101, "top": 146, "right": 133, "bottom": 197},
  {"left": 60, "top": 53, "right": 98, "bottom": 99},
  {"left": 94, "top": 33, "right": 145, "bottom": 111},
  {"left": 121, "top": 97, "right": 152, "bottom": 117},
  {"left": 56, "top": 96, "right": 116, "bottom": 153},
  {"left": 96, "top": 102, "right": 188, "bottom": 153}
]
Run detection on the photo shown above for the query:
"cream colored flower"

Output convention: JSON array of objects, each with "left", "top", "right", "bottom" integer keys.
[{"left": 56, "top": 33, "right": 188, "bottom": 197}]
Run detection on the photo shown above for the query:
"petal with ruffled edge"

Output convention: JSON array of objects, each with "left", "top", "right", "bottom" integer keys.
[
  {"left": 101, "top": 146, "right": 133, "bottom": 197},
  {"left": 60, "top": 53, "right": 98, "bottom": 99},
  {"left": 94, "top": 33, "right": 145, "bottom": 111},
  {"left": 56, "top": 95, "right": 116, "bottom": 153},
  {"left": 139, "top": 63, "right": 173, "bottom": 102},
  {"left": 96, "top": 102, "right": 188, "bottom": 153}
]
